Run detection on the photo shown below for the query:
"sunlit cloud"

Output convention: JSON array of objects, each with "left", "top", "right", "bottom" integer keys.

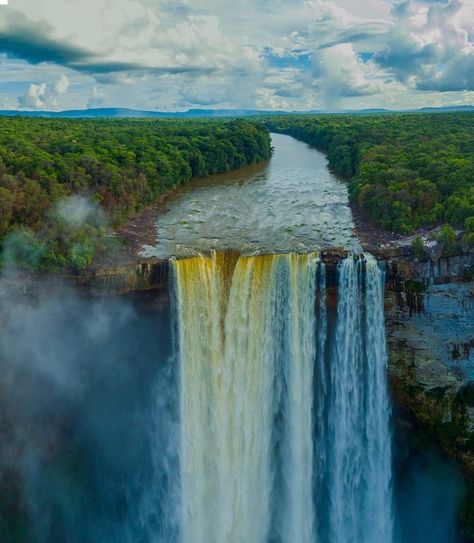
[{"left": 0, "top": 0, "right": 472, "bottom": 111}]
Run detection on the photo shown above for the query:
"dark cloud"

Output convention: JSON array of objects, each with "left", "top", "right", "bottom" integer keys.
[
  {"left": 327, "top": 84, "right": 379, "bottom": 98},
  {"left": 76, "top": 60, "right": 151, "bottom": 74},
  {"left": 373, "top": 43, "right": 438, "bottom": 82},
  {"left": 274, "top": 87, "right": 304, "bottom": 98},
  {"left": 315, "top": 23, "right": 389, "bottom": 51},
  {"left": 0, "top": 11, "right": 93, "bottom": 65},
  {"left": 417, "top": 53, "right": 474, "bottom": 91},
  {"left": 0, "top": 10, "right": 216, "bottom": 78}
]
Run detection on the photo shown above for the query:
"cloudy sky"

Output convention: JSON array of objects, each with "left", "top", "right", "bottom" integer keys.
[{"left": 0, "top": 0, "right": 473, "bottom": 111}]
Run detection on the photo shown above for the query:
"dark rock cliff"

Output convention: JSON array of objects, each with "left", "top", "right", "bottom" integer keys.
[{"left": 383, "top": 252, "right": 474, "bottom": 540}]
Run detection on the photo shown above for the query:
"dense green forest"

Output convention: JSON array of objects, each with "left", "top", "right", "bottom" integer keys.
[
  {"left": 266, "top": 113, "right": 474, "bottom": 238},
  {"left": 0, "top": 118, "right": 271, "bottom": 270},
  {"left": 2, "top": 112, "right": 472, "bottom": 270}
]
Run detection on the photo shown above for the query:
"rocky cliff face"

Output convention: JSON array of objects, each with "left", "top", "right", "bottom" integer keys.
[
  {"left": 384, "top": 254, "right": 474, "bottom": 441},
  {"left": 3, "top": 251, "right": 473, "bottom": 463},
  {"left": 384, "top": 253, "right": 474, "bottom": 539}
]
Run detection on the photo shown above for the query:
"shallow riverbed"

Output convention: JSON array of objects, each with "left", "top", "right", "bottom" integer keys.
[{"left": 142, "top": 133, "right": 360, "bottom": 258}]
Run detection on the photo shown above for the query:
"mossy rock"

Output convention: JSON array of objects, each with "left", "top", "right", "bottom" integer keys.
[{"left": 425, "top": 385, "right": 450, "bottom": 401}]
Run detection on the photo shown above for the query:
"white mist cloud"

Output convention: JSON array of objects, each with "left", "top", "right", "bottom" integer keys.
[
  {"left": 54, "top": 195, "right": 105, "bottom": 228},
  {"left": 54, "top": 74, "right": 69, "bottom": 94},
  {"left": 316, "top": 44, "right": 383, "bottom": 101},
  {"left": 18, "top": 82, "right": 49, "bottom": 109}
]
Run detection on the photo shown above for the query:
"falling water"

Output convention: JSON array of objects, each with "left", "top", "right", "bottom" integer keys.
[
  {"left": 326, "top": 254, "right": 393, "bottom": 543},
  {"left": 172, "top": 252, "right": 392, "bottom": 543},
  {"left": 280, "top": 253, "right": 318, "bottom": 543}
]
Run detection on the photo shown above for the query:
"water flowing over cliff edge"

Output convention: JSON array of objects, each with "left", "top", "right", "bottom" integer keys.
[{"left": 172, "top": 251, "right": 392, "bottom": 543}]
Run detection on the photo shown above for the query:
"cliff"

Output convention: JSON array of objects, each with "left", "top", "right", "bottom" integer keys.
[
  {"left": 383, "top": 252, "right": 474, "bottom": 539},
  {"left": 384, "top": 254, "right": 474, "bottom": 437},
  {"left": 2, "top": 253, "right": 473, "bottom": 460}
]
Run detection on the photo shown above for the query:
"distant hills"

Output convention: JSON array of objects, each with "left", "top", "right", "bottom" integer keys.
[
  {"left": 0, "top": 105, "right": 473, "bottom": 118},
  {"left": 0, "top": 108, "right": 286, "bottom": 118}
]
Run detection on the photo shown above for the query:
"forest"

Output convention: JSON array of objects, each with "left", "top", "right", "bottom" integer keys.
[
  {"left": 2, "top": 112, "right": 473, "bottom": 271},
  {"left": 266, "top": 113, "right": 474, "bottom": 238},
  {"left": 0, "top": 118, "right": 272, "bottom": 270}
]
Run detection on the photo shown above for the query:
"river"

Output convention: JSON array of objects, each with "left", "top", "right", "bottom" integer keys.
[{"left": 142, "top": 133, "right": 360, "bottom": 259}]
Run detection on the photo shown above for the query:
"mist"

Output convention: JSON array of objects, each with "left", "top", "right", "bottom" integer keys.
[
  {"left": 392, "top": 412, "right": 466, "bottom": 543},
  {"left": 1, "top": 194, "right": 116, "bottom": 273},
  {"left": 0, "top": 283, "right": 179, "bottom": 542}
]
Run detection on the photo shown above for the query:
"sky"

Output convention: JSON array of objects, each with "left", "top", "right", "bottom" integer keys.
[{"left": 0, "top": 0, "right": 473, "bottom": 111}]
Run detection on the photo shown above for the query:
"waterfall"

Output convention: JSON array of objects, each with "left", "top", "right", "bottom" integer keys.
[
  {"left": 280, "top": 253, "right": 317, "bottom": 543},
  {"left": 171, "top": 252, "right": 392, "bottom": 543},
  {"left": 326, "top": 255, "right": 393, "bottom": 543}
]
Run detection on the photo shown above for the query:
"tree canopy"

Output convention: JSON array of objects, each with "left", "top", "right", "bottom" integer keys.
[
  {"left": 0, "top": 117, "right": 272, "bottom": 270},
  {"left": 265, "top": 113, "right": 474, "bottom": 235}
]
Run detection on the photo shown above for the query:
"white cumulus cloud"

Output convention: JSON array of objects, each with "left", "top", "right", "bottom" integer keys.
[
  {"left": 18, "top": 74, "right": 71, "bottom": 109},
  {"left": 87, "top": 86, "right": 108, "bottom": 108},
  {"left": 54, "top": 74, "right": 70, "bottom": 94}
]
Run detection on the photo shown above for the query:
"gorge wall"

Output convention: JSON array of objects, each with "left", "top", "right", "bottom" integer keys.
[
  {"left": 383, "top": 252, "right": 474, "bottom": 538},
  {"left": 384, "top": 252, "right": 474, "bottom": 457}
]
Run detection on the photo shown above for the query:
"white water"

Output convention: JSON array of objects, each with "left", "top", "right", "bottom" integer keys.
[
  {"left": 281, "top": 254, "right": 317, "bottom": 543},
  {"left": 172, "top": 252, "right": 392, "bottom": 543},
  {"left": 327, "top": 255, "right": 393, "bottom": 543}
]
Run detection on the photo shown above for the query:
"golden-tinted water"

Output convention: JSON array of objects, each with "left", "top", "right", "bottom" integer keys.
[
  {"left": 173, "top": 252, "right": 319, "bottom": 543},
  {"left": 141, "top": 133, "right": 360, "bottom": 258}
]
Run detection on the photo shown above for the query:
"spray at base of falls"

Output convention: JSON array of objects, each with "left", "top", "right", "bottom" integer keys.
[{"left": 172, "top": 251, "right": 393, "bottom": 543}]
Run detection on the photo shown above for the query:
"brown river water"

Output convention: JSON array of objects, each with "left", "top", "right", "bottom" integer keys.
[{"left": 141, "top": 133, "right": 361, "bottom": 259}]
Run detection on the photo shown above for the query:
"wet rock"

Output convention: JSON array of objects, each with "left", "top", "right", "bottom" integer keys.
[
  {"left": 385, "top": 269, "right": 474, "bottom": 540},
  {"left": 0, "top": 260, "right": 170, "bottom": 302}
]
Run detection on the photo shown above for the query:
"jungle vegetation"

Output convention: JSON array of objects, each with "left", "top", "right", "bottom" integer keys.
[
  {"left": 0, "top": 117, "right": 272, "bottom": 270},
  {"left": 266, "top": 113, "right": 474, "bottom": 237}
]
